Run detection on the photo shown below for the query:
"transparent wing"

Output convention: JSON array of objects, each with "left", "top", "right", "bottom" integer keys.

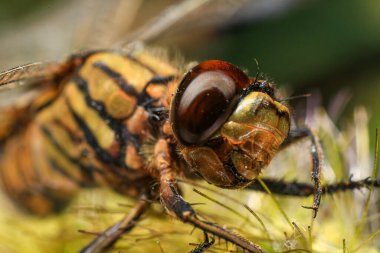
[
  {"left": 0, "top": 61, "right": 62, "bottom": 89},
  {"left": 0, "top": 0, "right": 303, "bottom": 69},
  {"left": 120, "top": 0, "right": 303, "bottom": 46},
  {"left": 0, "top": 60, "right": 70, "bottom": 110},
  {"left": 121, "top": 0, "right": 251, "bottom": 45}
]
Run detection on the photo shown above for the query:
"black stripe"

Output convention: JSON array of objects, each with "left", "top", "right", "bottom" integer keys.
[
  {"left": 147, "top": 75, "right": 174, "bottom": 85},
  {"left": 92, "top": 61, "right": 139, "bottom": 97},
  {"left": 129, "top": 134, "right": 142, "bottom": 152},
  {"left": 64, "top": 100, "right": 118, "bottom": 165},
  {"left": 41, "top": 126, "right": 102, "bottom": 183},
  {"left": 137, "top": 75, "right": 174, "bottom": 106},
  {"left": 71, "top": 73, "right": 138, "bottom": 171},
  {"left": 126, "top": 53, "right": 157, "bottom": 75},
  {"left": 72, "top": 74, "right": 128, "bottom": 131},
  {"left": 36, "top": 92, "right": 60, "bottom": 113},
  {"left": 48, "top": 158, "right": 84, "bottom": 186},
  {"left": 73, "top": 73, "right": 127, "bottom": 167},
  {"left": 53, "top": 119, "right": 82, "bottom": 144}
]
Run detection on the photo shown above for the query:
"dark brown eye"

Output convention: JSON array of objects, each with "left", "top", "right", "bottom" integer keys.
[{"left": 170, "top": 60, "right": 250, "bottom": 146}]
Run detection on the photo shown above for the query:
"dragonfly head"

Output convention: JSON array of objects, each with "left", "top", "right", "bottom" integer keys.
[{"left": 170, "top": 60, "right": 290, "bottom": 188}]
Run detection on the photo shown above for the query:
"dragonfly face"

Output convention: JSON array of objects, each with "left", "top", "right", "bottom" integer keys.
[{"left": 171, "top": 60, "right": 290, "bottom": 188}]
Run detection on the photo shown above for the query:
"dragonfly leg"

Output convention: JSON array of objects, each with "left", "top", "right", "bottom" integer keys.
[
  {"left": 279, "top": 127, "right": 323, "bottom": 218},
  {"left": 247, "top": 177, "right": 380, "bottom": 196},
  {"left": 189, "top": 232, "right": 215, "bottom": 253},
  {"left": 154, "top": 139, "right": 263, "bottom": 253},
  {"left": 79, "top": 196, "right": 150, "bottom": 253}
]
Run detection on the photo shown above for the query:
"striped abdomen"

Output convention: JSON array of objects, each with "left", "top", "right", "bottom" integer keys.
[{"left": 0, "top": 51, "right": 179, "bottom": 215}]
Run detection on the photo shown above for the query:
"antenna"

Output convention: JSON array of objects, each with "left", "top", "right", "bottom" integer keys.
[{"left": 280, "top": 93, "right": 311, "bottom": 102}]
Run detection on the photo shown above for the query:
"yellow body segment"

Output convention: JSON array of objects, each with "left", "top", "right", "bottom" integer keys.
[
  {"left": 0, "top": 50, "right": 180, "bottom": 214},
  {"left": 65, "top": 83, "right": 116, "bottom": 151},
  {"left": 80, "top": 53, "right": 154, "bottom": 93}
]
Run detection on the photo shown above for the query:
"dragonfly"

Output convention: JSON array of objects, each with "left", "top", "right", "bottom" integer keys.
[{"left": 0, "top": 1, "right": 379, "bottom": 252}]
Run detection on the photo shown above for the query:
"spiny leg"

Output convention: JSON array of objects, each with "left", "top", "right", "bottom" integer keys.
[
  {"left": 80, "top": 196, "right": 150, "bottom": 253},
  {"left": 281, "top": 127, "right": 322, "bottom": 217},
  {"left": 189, "top": 232, "right": 215, "bottom": 253},
  {"left": 247, "top": 177, "right": 380, "bottom": 196},
  {"left": 154, "top": 139, "right": 263, "bottom": 253}
]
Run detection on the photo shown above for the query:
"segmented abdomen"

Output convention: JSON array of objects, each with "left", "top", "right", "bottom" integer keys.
[{"left": 0, "top": 50, "right": 179, "bottom": 215}]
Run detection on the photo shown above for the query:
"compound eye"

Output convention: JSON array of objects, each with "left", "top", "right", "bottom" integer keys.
[{"left": 171, "top": 60, "right": 250, "bottom": 146}]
